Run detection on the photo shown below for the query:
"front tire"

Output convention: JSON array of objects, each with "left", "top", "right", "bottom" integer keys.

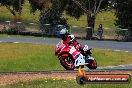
[{"left": 87, "top": 59, "right": 97, "bottom": 69}]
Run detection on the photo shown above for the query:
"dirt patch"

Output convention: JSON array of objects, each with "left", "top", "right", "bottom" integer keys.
[
  {"left": 0, "top": 73, "right": 77, "bottom": 85},
  {"left": 0, "top": 71, "right": 132, "bottom": 85}
]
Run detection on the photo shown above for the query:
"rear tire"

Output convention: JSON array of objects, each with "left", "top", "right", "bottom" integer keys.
[{"left": 60, "top": 55, "right": 75, "bottom": 70}]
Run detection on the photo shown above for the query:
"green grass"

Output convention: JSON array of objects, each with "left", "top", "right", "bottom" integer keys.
[
  {"left": 0, "top": 43, "right": 132, "bottom": 88},
  {"left": 1, "top": 79, "right": 132, "bottom": 88},
  {"left": 0, "top": 43, "right": 132, "bottom": 72},
  {"left": 92, "top": 48, "right": 132, "bottom": 66},
  {"left": 95, "top": 11, "right": 117, "bottom": 29},
  {"left": 0, "top": 0, "right": 40, "bottom": 23},
  {"left": 0, "top": 1, "right": 116, "bottom": 29},
  {"left": 65, "top": 10, "right": 117, "bottom": 29},
  {"left": 0, "top": 34, "right": 60, "bottom": 40},
  {"left": 0, "top": 43, "right": 63, "bottom": 72},
  {"left": 0, "top": 34, "right": 37, "bottom": 38}
]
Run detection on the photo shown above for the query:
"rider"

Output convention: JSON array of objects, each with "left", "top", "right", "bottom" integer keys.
[{"left": 60, "top": 28, "right": 89, "bottom": 56}]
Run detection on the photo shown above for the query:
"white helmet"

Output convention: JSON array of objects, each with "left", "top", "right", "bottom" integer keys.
[
  {"left": 83, "top": 45, "right": 89, "bottom": 52},
  {"left": 60, "top": 28, "right": 68, "bottom": 35}
]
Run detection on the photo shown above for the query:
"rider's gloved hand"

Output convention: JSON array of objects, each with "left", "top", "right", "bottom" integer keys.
[{"left": 67, "top": 38, "right": 76, "bottom": 45}]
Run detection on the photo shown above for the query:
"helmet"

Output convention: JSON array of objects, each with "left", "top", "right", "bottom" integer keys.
[
  {"left": 60, "top": 28, "right": 68, "bottom": 35},
  {"left": 60, "top": 28, "right": 69, "bottom": 40}
]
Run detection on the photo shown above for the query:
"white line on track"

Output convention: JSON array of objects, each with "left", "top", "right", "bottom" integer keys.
[
  {"left": 113, "top": 49, "right": 121, "bottom": 52},
  {"left": 13, "top": 42, "right": 19, "bottom": 43}
]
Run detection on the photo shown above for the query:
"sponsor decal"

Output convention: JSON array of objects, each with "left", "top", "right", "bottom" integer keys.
[{"left": 76, "top": 74, "right": 131, "bottom": 84}]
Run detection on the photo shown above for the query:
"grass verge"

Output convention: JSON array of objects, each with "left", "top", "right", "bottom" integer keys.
[
  {"left": 1, "top": 79, "right": 132, "bottom": 88},
  {"left": 0, "top": 43, "right": 63, "bottom": 72},
  {"left": 93, "top": 48, "right": 132, "bottom": 66},
  {"left": 0, "top": 34, "right": 60, "bottom": 40},
  {"left": 0, "top": 34, "right": 38, "bottom": 38},
  {"left": 0, "top": 43, "right": 132, "bottom": 72}
]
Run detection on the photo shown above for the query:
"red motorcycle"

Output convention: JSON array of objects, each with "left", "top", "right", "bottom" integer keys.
[{"left": 55, "top": 40, "right": 97, "bottom": 70}]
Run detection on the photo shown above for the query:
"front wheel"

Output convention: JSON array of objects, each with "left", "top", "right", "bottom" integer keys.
[
  {"left": 60, "top": 55, "right": 75, "bottom": 70},
  {"left": 86, "top": 59, "right": 97, "bottom": 69}
]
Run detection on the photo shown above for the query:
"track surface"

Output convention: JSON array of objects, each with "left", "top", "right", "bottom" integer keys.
[
  {"left": 1, "top": 68, "right": 132, "bottom": 75},
  {"left": 0, "top": 37, "right": 132, "bottom": 52}
]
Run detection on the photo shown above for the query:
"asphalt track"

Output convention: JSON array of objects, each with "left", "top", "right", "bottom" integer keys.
[
  {"left": 0, "top": 37, "right": 132, "bottom": 52},
  {"left": 0, "top": 68, "right": 132, "bottom": 75},
  {"left": 0, "top": 64, "right": 132, "bottom": 75}
]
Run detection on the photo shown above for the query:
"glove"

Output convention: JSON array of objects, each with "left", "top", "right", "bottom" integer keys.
[{"left": 67, "top": 38, "right": 76, "bottom": 45}]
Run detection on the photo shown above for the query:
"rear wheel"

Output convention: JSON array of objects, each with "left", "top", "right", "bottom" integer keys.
[
  {"left": 87, "top": 59, "right": 97, "bottom": 69},
  {"left": 60, "top": 55, "right": 75, "bottom": 70}
]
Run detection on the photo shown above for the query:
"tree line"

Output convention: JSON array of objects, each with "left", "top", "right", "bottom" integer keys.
[{"left": 0, "top": 0, "right": 132, "bottom": 35}]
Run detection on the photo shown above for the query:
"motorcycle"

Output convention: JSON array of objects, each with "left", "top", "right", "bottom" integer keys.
[{"left": 55, "top": 40, "right": 97, "bottom": 70}]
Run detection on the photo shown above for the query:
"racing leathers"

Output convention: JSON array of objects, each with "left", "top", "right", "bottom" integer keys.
[{"left": 62, "top": 34, "right": 86, "bottom": 56}]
